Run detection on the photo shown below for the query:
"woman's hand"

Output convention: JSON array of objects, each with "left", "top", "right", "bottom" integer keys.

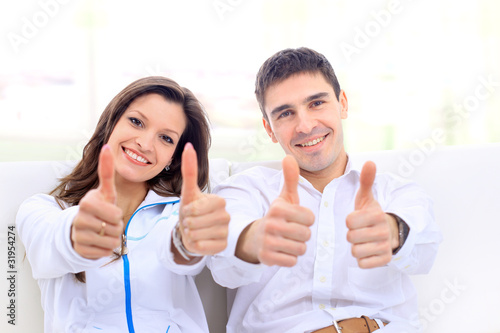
[
  {"left": 71, "top": 145, "right": 123, "bottom": 259},
  {"left": 177, "top": 143, "right": 230, "bottom": 261}
]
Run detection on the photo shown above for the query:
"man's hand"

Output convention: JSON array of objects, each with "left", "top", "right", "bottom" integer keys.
[
  {"left": 179, "top": 143, "right": 230, "bottom": 259},
  {"left": 71, "top": 145, "right": 123, "bottom": 259},
  {"left": 346, "top": 161, "right": 399, "bottom": 269},
  {"left": 236, "top": 155, "right": 315, "bottom": 267}
]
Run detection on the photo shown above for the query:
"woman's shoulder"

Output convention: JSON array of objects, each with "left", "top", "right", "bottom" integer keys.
[{"left": 20, "top": 193, "right": 66, "bottom": 210}]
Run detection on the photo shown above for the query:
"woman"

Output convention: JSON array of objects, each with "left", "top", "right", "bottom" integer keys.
[{"left": 16, "top": 76, "right": 229, "bottom": 332}]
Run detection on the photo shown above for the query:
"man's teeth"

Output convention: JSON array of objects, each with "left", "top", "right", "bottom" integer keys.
[
  {"left": 125, "top": 149, "right": 149, "bottom": 163},
  {"left": 300, "top": 136, "right": 325, "bottom": 147}
]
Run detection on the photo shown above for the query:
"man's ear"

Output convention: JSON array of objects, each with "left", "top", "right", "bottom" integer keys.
[
  {"left": 262, "top": 117, "right": 278, "bottom": 143},
  {"left": 339, "top": 90, "right": 348, "bottom": 120}
]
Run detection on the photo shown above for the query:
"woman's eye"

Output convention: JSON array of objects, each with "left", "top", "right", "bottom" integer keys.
[
  {"left": 129, "top": 117, "right": 143, "bottom": 127},
  {"left": 161, "top": 135, "right": 173, "bottom": 144}
]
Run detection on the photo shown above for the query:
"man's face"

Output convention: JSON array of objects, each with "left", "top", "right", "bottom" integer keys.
[{"left": 263, "top": 72, "right": 348, "bottom": 176}]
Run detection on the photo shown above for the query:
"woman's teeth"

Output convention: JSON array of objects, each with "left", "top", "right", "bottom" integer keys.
[{"left": 125, "top": 148, "right": 149, "bottom": 163}]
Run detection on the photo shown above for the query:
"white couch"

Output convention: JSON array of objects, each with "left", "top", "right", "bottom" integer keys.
[{"left": 1, "top": 143, "right": 499, "bottom": 333}]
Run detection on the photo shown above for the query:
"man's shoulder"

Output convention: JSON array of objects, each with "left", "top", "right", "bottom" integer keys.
[
  {"left": 234, "top": 165, "right": 281, "bottom": 176},
  {"left": 214, "top": 165, "right": 282, "bottom": 192},
  {"left": 231, "top": 165, "right": 282, "bottom": 184},
  {"left": 376, "top": 170, "right": 417, "bottom": 187}
]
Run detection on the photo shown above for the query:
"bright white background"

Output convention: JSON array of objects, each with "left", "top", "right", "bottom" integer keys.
[{"left": 1, "top": 0, "right": 499, "bottom": 163}]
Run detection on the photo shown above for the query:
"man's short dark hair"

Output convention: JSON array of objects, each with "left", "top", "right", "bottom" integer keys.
[{"left": 255, "top": 47, "right": 341, "bottom": 121}]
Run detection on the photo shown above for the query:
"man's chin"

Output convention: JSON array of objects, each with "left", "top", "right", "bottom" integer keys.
[{"left": 297, "top": 160, "right": 331, "bottom": 173}]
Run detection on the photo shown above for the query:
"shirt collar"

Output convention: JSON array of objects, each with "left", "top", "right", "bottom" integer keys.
[
  {"left": 140, "top": 190, "right": 180, "bottom": 208},
  {"left": 344, "top": 153, "right": 353, "bottom": 175},
  {"left": 284, "top": 153, "right": 356, "bottom": 194}
]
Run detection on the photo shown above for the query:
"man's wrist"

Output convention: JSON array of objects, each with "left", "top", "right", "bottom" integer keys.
[
  {"left": 388, "top": 213, "right": 410, "bottom": 254},
  {"left": 235, "top": 221, "right": 260, "bottom": 264}
]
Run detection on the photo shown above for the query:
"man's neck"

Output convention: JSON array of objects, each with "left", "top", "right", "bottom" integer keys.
[{"left": 300, "top": 153, "right": 348, "bottom": 193}]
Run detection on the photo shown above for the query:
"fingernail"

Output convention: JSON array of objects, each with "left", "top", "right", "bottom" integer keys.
[{"left": 184, "top": 142, "right": 193, "bottom": 150}]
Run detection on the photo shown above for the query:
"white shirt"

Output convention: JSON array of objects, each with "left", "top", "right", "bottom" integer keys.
[
  {"left": 209, "top": 159, "right": 442, "bottom": 333},
  {"left": 16, "top": 191, "right": 208, "bottom": 333}
]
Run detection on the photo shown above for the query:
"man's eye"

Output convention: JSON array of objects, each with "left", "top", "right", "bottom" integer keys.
[
  {"left": 311, "top": 101, "right": 324, "bottom": 107},
  {"left": 278, "top": 111, "right": 291, "bottom": 119}
]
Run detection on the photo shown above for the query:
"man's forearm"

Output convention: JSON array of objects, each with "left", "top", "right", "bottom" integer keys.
[{"left": 235, "top": 221, "right": 260, "bottom": 264}]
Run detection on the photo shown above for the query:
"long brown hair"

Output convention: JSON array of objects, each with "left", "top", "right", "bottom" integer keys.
[{"left": 51, "top": 76, "right": 211, "bottom": 282}]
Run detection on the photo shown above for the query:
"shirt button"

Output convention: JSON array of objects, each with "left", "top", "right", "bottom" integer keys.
[
  {"left": 322, "top": 240, "right": 329, "bottom": 247},
  {"left": 319, "top": 304, "right": 325, "bottom": 310},
  {"left": 320, "top": 276, "right": 326, "bottom": 283},
  {"left": 323, "top": 201, "right": 328, "bottom": 208}
]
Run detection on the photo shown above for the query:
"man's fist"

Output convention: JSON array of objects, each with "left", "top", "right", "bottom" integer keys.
[
  {"left": 346, "top": 161, "right": 399, "bottom": 268},
  {"left": 236, "top": 155, "right": 315, "bottom": 267}
]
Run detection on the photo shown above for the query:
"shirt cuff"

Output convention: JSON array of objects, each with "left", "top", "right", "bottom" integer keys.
[
  {"left": 387, "top": 211, "right": 416, "bottom": 272},
  {"left": 208, "top": 253, "right": 264, "bottom": 289},
  {"left": 208, "top": 215, "right": 265, "bottom": 288},
  {"left": 221, "top": 214, "right": 256, "bottom": 258}
]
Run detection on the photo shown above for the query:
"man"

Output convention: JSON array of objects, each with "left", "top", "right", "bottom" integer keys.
[{"left": 209, "top": 47, "right": 442, "bottom": 332}]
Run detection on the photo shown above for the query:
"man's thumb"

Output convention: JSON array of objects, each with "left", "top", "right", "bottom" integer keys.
[
  {"left": 181, "top": 142, "right": 200, "bottom": 205},
  {"left": 355, "top": 161, "right": 376, "bottom": 210},
  {"left": 98, "top": 144, "right": 116, "bottom": 204},
  {"left": 279, "top": 155, "right": 300, "bottom": 205}
]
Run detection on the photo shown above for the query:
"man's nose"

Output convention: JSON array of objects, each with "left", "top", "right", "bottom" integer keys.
[{"left": 295, "top": 110, "right": 317, "bottom": 134}]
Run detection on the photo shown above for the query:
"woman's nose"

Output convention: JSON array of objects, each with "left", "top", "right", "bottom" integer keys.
[{"left": 136, "top": 133, "right": 154, "bottom": 151}]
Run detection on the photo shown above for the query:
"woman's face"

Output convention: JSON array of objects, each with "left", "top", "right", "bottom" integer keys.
[{"left": 106, "top": 93, "right": 187, "bottom": 186}]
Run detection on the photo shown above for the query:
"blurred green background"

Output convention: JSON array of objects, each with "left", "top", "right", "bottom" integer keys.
[{"left": 1, "top": 0, "right": 499, "bottom": 163}]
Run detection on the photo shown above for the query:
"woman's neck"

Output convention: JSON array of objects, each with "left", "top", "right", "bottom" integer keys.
[{"left": 115, "top": 180, "right": 148, "bottom": 226}]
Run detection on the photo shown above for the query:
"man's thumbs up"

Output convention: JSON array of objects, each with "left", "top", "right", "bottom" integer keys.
[
  {"left": 279, "top": 155, "right": 300, "bottom": 205},
  {"left": 354, "top": 161, "right": 376, "bottom": 210},
  {"left": 346, "top": 161, "right": 398, "bottom": 268},
  {"left": 235, "top": 155, "right": 315, "bottom": 267}
]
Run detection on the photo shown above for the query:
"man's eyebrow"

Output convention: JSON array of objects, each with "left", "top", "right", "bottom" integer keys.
[
  {"left": 269, "top": 92, "right": 331, "bottom": 118},
  {"left": 304, "top": 92, "right": 330, "bottom": 103},
  {"left": 270, "top": 104, "right": 293, "bottom": 118}
]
